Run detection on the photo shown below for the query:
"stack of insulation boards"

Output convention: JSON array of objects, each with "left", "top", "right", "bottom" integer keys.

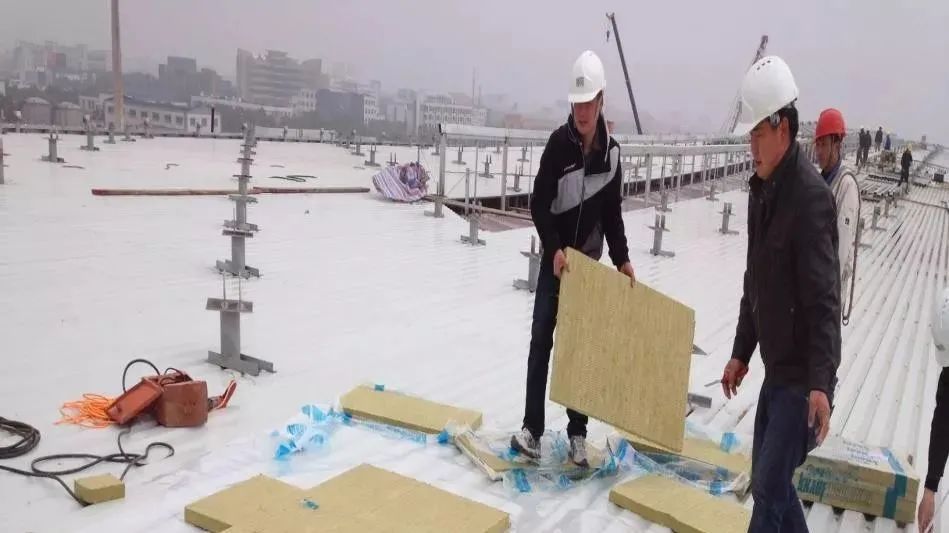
[{"left": 793, "top": 436, "right": 918, "bottom": 524}]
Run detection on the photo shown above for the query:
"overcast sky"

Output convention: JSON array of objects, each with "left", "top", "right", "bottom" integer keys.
[{"left": 1, "top": 0, "right": 946, "bottom": 141}]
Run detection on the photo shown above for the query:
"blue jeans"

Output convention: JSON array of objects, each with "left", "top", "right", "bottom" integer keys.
[
  {"left": 749, "top": 382, "right": 821, "bottom": 532},
  {"left": 521, "top": 261, "right": 588, "bottom": 439}
]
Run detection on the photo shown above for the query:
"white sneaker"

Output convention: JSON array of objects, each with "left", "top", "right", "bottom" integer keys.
[
  {"left": 569, "top": 436, "right": 589, "bottom": 468},
  {"left": 511, "top": 428, "right": 540, "bottom": 459}
]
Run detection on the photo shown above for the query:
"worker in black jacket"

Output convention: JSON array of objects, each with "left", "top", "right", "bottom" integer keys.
[
  {"left": 723, "top": 55, "right": 841, "bottom": 533},
  {"left": 511, "top": 50, "right": 634, "bottom": 468},
  {"left": 875, "top": 126, "right": 884, "bottom": 151},
  {"left": 919, "top": 288, "right": 949, "bottom": 530},
  {"left": 901, "top": 145, "right": 913, "bottom": 187}
]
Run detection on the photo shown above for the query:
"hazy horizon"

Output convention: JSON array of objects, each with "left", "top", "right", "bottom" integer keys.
[{"left": 1, "top": 0, "right": 946, "bottom": 141}]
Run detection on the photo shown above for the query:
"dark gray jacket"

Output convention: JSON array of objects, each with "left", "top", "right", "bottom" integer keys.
[
  {"left": 530, "top": 114, "right": 629, "bottom": 267},
  {"left": 732, "top": 142, "right": 842, "bottom": 394}
]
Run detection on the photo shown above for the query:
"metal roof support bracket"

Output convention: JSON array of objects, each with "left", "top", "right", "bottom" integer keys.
[
  {"left": 513, "top": 236, "right": 543, "bottom": 292},
  {"left": 648, "top": 214, "right": 674, "bottom": 257},
  {"left": 80, "top": 126, "right": 100, "bottom": 152},
  {"left": 364, "top": 145, "right": 380, "bottom": 167},
  {"left": 425, "top": 133, "right": 447, "bottom": 218},
  {"left": 720, "top": 202, "right": 739, "bottom": 235},
  {"left": 41, "top": 131, "right": 64, "bottom": 163}
]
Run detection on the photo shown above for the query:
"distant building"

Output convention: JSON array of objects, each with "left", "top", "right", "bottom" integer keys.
[
  {"left": 236, "top": 49, "right": 325, "bottom": 107},
  {"left": 102, "top": 95, "right": 220, "bottom": 133},
  {"left": 158, "top": 56, "right": 233, "bottom": 101},
  {"left": 53, "top": 102, "right": 83, "bottom": 128},
  {"left": 301, "top": 59, "right": 329, "bottom": 90},
  {"left": 316, "top": 89, "right": 365, "bottom": 126},
  {"left": 87, "top": 50, "right": 111, "bottom": 73},
  {"left": 12, "top": 40, "right": 91, "bottom": 86},
  {"left": 363, "top": 93, "right": 383, "bottom": 124},
  {"left": 290, "top": 89, "right": 317, "bottom": 114},
  {"left": 189, "top": 95, "right": 295, "bottom": 120},
  {"left": 419, "top": 94, "right": 487, "bottom": 131},
  {"left": 21, "top": 96, "right": 52, "bottom": 124}
]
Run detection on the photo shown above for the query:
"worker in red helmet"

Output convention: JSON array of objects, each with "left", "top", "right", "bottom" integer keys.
[{"left": 814, "top": 108, "right": 861, "bottom": 324}]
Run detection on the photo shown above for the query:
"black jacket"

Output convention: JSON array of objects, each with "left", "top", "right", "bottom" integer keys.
[
  {"left": 531, "top": 114, "right": 629, "bottom": 267},
  {"left": 901, "top": 150, "right": 913, "bottom": 171},
  {"left": 732, "top": 142, "right": 842, "bottom": 394},
  {"left": 875, "top": 129, "right": 884, "bottom": 144}
]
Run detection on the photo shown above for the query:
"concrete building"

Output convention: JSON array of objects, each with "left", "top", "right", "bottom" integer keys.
[
  {"left": 189, "top": 95, "right": 295, "bottom": 120},
  {"left": 103, "top": 95, "right": 220, "bottom": 133},
  {"left": 315, "top": 89, "right": 364, "bottom": 127},
  {"left": 301, "top": 59, "right": 329, "bottom": 91},
  {"left": 53, "top": 101, "right": 83, "bottom": 128},
  {"left": 236, "top": 49, "right": 325, "bottom": 107},
  {"left": 290, "top": 89, "right": 317, "bottom": 114},
  {"left": 363, "top": 93, "right": 383, "bottom": 124},
  {"left": 158, "top": 56, "right": 232, "bottom": 101},
  {"left": 21, "top": 96, "right": 52, "bottom": 124},
  {"left": 87, "top": 50, "right": 111, "bottom": 73},
  {"left": 12, "top": 41, "right": 90, "bottom": 86},
  {"left": 185, "top": 107, "right": 215, "bottom": 133},
  {"left": 419, "top": 94, "right": 487, "bottom": 131}
]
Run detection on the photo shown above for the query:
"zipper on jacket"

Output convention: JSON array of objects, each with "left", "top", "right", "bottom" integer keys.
[{"left": 572, "top": 141, "right": 586, "bottom": 249}]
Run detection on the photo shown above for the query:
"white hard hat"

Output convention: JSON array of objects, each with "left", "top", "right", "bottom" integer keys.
[
  {"left": 568, "top": 50, "right": 606, "bottom": 103},
  {"left": 933, "top": 287, "right": 949, "bottom": 367},
  {"left": 733, "top": 55, "right": 799, "bottom": 136}
]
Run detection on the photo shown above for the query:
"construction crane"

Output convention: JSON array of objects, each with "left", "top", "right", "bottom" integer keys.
[
  {"left": 605, "top": 13, "right": 643, "bottom": 135},
  {"left": 721, "top": 35, "right": 769, "bottom": 134}
]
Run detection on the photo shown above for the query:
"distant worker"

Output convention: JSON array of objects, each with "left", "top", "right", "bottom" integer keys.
[
  {"left": 512, "top": 50, "right": 635, "bottom": 468},
  {"left": 884, "top": 133, "right": 891, "bottom": 151},
  {"left": 862, "top": 128, "right": 872, "bottom": 167},
  {"left": 919, "top": 287, "right": 949, "bottom": 531},
  {"left": 814, "top": 108, "right": 860, "bottom": 323},
  {"left": 723, "top": 55, "right": 841, "bottom": 532},
  {"left": 901, "top": 144, "right": 913, "bottom": 189},
  {"left": 855, "top": 128, "right": 866, "bottom": 168},
  {"left": 875, "top": 126, "right": 884, "bottom": 152}
]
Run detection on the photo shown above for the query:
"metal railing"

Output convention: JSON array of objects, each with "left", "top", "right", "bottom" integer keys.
[{"left": 617, "top": 143, "right": 752, "bottom": 204}]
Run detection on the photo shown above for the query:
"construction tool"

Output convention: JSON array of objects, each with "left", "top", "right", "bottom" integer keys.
[{"left": 107, "top": 359, "right": 236, "bottom": 428}]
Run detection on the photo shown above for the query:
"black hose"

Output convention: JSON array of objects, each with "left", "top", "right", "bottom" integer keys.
[
  {"left": 0, "top": 416, "right": 41, "bottom": 459},
  {"left": 0, "top": 425, "right": 174, "bottom": 506},
  {"left": 121, "top": 358, "right": 161, "bottom": 392}
]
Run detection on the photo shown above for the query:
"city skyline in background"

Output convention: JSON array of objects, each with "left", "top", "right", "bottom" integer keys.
[{"left": 0, "top": 0, "right": 946, "bottom": 141}]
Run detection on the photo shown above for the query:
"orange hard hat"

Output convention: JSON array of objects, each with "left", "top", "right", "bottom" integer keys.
[{"left": 816, "top": 108, "right": 846, "bottom": 139}]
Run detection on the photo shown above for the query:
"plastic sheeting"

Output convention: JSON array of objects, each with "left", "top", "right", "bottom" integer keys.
[{"left": 371, "top": 162, "right": 430, "bottom": 202}]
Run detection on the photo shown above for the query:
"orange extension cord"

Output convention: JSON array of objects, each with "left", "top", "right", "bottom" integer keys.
[
  {"left": 57, "top": 394, "right": 115, "bottom": 429},
  {"left": 57, "top": 380, "right": 237, "bottom": 429}
]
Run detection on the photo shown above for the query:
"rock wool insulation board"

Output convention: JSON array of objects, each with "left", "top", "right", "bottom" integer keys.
[
  {"left": 610, "top": 474, "right": 750, "bottom": 533},
  {"left": 185, "top": 464, "right": 510, "bottom": 533},
  {"left": 340, "top": 385, "right": 482, "bottom": 434},
  {"left": 550, "top": 248, "right": 695, "bottom": 452},
  {"left": 793, "top": 436, "right": 918, "bottom": 523}
]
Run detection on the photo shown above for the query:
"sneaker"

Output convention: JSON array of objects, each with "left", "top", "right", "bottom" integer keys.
[
  {"left": 569, "top": 435, "right": 589, "bottom": 468},
  {"left": 511, "top": 428, "right": 540, "bottom": 459}
]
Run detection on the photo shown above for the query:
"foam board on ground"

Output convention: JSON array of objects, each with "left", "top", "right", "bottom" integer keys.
[
  {"left": 610, "top": 474, "right": 750, "bottom": 533},
  {"left": 551, "top": 248, "right": 695, "bottom": 452},
  {"left": 185, "top": 464, "right": 509, "bottom": 533},
  {"left": 455, "top": 431, "right": 606, "bottom": 481},
  {"left": 340, "top": 385, "right": 482, "bottom": 434}
]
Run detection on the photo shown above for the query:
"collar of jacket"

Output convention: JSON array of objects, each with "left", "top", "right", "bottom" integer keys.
[
  {"left": 749, "top": 141, "right": 801, "bottom": 205},
  {"left": 821, "top": 158, "right": 842, "bottom": 185},
  {"left": 566, "top": 113, "right": 610, "bottom": 165}
]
